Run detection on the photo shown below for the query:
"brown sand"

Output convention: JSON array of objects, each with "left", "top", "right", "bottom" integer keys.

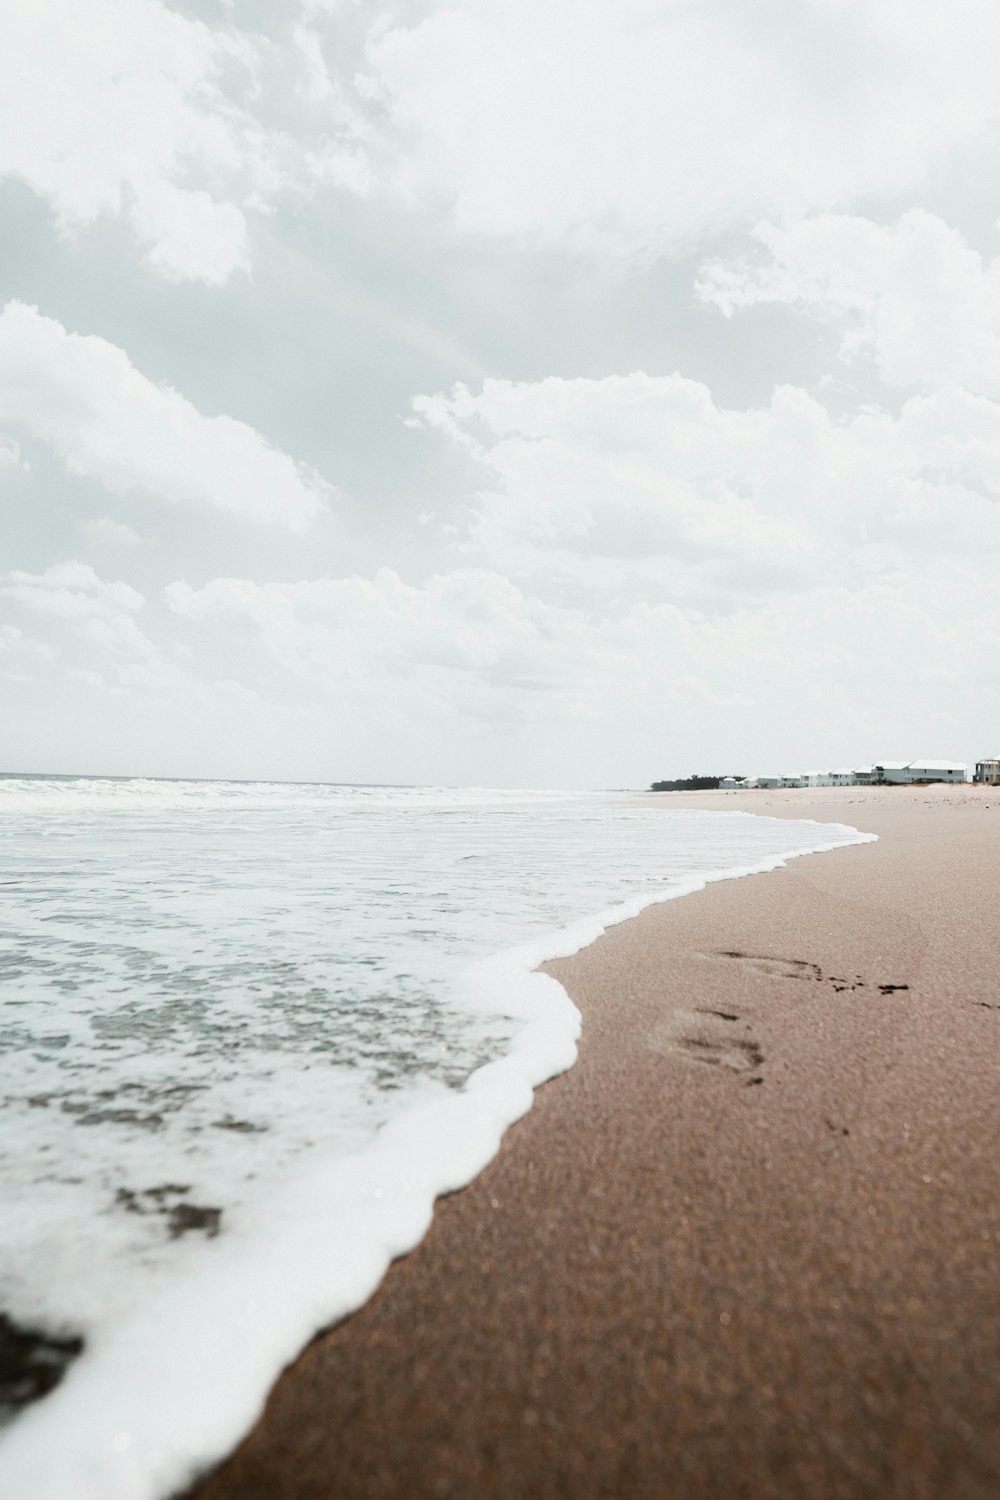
[{"left": 194, "top": 786, "right": 1000, "bottom": 1500}]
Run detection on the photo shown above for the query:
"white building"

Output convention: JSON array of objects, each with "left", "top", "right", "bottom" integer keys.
[
  {"left": 742, "top": 759, "right": 969, "bottom": 788},
  {"left": 875, "top": 760, "right": 968, "bottom": 784},
  {"left": 905, "top": 760, "right": 967, "bottom": 783},
  {"left": 975, "top": 758, "right": 1000, "bottom": 784},
  {"left": 871, "top": 762, "right": 909, "bottom": 784}
]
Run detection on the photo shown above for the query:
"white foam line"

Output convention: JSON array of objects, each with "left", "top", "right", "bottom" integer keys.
[{"left": 0, "top": 817, "right": 876, "bottom": 1500}]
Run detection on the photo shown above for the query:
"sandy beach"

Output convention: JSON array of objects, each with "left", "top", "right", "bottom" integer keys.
[{"left": 193, "top": 786, "right": 1000, "bottom": 1499}]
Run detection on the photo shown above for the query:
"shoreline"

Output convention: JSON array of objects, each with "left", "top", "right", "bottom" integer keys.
[
  {"left": 196, "top": 785, "right": 1000, "bottom": 1498},
  {"left": 0, "top": 799, "right": 872, "bottom": 1500}
]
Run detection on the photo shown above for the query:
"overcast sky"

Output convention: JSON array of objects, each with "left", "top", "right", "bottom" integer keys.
[{"left": 3, "top": 0, "right": 1000, "bottom": 787}]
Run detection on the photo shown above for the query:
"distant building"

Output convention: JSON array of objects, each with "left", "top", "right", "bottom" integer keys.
[
  {"left": 875, "top": 760, "right": 968, "bottom": 784},
  {"left": 975, "top": 758, "right": 1000, "bottom": 784},
  {"left": 906, "top": 760, "right": 968, "bottom": 783},
  {"left": 675, "top": 758, "right": 970, "bottom": 791},
  {"left": 874, "top": 761, "right": 911, "bottom": 783}
]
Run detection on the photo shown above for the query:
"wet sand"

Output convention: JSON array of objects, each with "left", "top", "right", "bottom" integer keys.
[{"left": 194, "top": 786, "right": 1000, "bottom": 1499}]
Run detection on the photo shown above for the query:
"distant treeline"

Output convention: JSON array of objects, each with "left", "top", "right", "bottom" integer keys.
[{"left": 649, "top": 774, "right": 741, "bottom": 792}]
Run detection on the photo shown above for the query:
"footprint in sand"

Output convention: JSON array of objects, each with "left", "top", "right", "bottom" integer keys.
[
  {"left": 710, "top": 950, "right": 823, "bottom": 983},
  {"left": 653, "top": 1007, "right": 764, "bottom": 1086},
  {"left": 663, "top": 957, "right": 913, "bottom": 1088},
  {"left": 706, "top": 951, "right": 904, "bottom": 996}
]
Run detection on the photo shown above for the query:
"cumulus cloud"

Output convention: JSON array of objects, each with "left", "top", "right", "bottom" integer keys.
[
  {"left": 0, "top": 303, "right": 331, "bottom": 529},
  {"left": 698, "top": 211, "right": 1000, "bottom": 397},
  {"left": 0, "top": 623, "right": 56, "bottom": 668},
  {"left": 9, "top": 0, "right": 1000, "bottom": 286},
  {"left": 10, "top": 0, "right": 1000, "bottom": 284},
  {"left": 357, "top": 0, "right": 1000, "bottom": 257},
  {"left": 412, "top": 371, "right": 1000, "bottom": 608},
  {"left": 161, "top": 564, "right": 793, "bottom": 767},
  {"left": 2, "top": 560, "right": 156, "bottom": 668},
  {"left": 156, "top": 349, "right": 1000, "bottom": 773},
  {"left": 10, "top": 355, "right": 999, "bottom": 777},
  {"left": 4, "top": 561, "right": 144, "bottom": 622},
  {"left": 166, "top": 567, "right": 581, "bottom": 707},
  {"left": 159, "top": 555, "right": 1000, "bottom": 777},
  {"left": 360, "top": 365, "right": 1000, "bottom": 769},
  {"left": 0, "top": 0, "right": 259, "bottom": 283},
  {"left": 0, "top": 562, "right": 279, "bottom": 770},
  {"left": 0, "top": 0, "right": 375, "bottom": 283}
]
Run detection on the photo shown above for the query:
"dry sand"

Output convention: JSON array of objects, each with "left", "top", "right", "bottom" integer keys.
[{"left": 194, "top": 785, "right": 1000, "bottom": 1500}]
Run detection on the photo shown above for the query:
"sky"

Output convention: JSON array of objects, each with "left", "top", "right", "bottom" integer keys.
[{"left": 3, "top": 0, "right": 1000, "bottom": 788}]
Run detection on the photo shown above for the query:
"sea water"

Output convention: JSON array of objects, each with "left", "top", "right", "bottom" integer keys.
[{"left": 0, "top": 777, "right": 873, "bottom": 1497}]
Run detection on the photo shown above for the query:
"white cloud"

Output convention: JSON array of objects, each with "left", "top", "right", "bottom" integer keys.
[
  {"left": 11, "top": 358, "right": 999, "bottom": 779},
  {"left": 357, "top": 0, "right": 1000, "bottom": 257},
  {"left": 131, "top": 181, "right": 251, "bottom": 287},
  {"left": 0, "top": 562, "right": 286, "bottom": 785},
  {"left": 0, "top": 623, "right": 56, "bottom": 665},
  {"left": 0, "top": 303, "right": 330, "bottom": 529},
  {"left": 412, "top": 371, "right": 1000, "bottom": 608},
  {"left": 158, "top": 346, "right": 1000, "bottom": 763},
  {"left": 380, "top": 366, "right": 1000, "bottom": 769},
  {"left": 4, "top": 561, "right": 144, "bottom": 622},
  {"left": 698, "top": 211, "right": 1000, "bottom": 397},
  {"left": 1, "top": 561, "right": 232, "bottom": 704},
  {"left": 2, "top": 560, "right": 156, "bottom": 666},
  {"left": 11, "top": 0, "right": 1000, "bottom": 286},
  {"left": 161, "top": 563, "right": 794, "bottom": 769},
  {"left": 0, "top": 0, "right": 258, "bottom": 284},
  {"left": 0, "top": 0, "right": 376, "bottom": 283},
  {"left": 166, "top": 567, "right": 581, "bottom": 707},
  {"left": 160, "top": 553, "right": 1000, "bottom": 777}
]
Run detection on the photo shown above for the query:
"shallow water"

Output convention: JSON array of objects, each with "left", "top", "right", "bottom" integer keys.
[{"left": 0, "top": 777, "right": 871, "bottom": 1498}]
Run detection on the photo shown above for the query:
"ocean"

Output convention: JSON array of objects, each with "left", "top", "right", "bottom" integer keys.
[{"left": 0, "top": 776, "right": 872, "bottom": 1498}]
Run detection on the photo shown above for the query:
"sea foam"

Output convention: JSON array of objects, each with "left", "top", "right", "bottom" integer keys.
[{"left": 0, "top": 778, "right": 875, "bottom": 1497}]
